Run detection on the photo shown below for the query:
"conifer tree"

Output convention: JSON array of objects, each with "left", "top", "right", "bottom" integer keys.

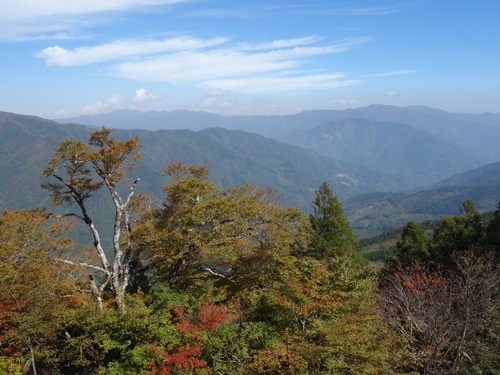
[
  {"left": 485, "top": 202, "right": 500, "bottom": 259},
  {"left": 309, "top": 182, "right": 357, "bottom": 258},
  {"left": 396, "top": 221, "right": 429, "bottom": 266},
  {"left": 430, "top": 199, "right": 485, "bottom": 268}
]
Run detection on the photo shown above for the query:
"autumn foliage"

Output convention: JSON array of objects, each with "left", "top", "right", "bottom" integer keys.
[
  {"left": 2, "top": 128, "right": 497, "bottom": 374},
  {"left": 148, "top": 302, "right": 227, "bottom": 374}
]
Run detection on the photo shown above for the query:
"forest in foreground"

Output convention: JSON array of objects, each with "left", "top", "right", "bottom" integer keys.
[{"left": 1, "top": 128, "right": 499, "bottom": 374}]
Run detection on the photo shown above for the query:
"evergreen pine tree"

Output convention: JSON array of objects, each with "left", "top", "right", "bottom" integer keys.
[
  {"left": 309, "top": 182, "right": 358, "bottom": 258},
  {"left": 485, "top": 202, "right": 500, "bottom": 259},
  {"left": 396, "top": 221, "right": 430, "bottom": 266}
]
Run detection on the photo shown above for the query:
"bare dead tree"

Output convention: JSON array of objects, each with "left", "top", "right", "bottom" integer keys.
[{"left": 379, "top": 250, "right": 499, "bottom": 374}]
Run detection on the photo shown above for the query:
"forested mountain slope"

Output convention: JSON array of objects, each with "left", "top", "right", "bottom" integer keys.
[
  {"left": 344, "top": 185, "right": 500, "bottom": 238},
  {"left": 59, "top": 105, "right": 500, "bottom": 189},
  {"left": 432, "top": 160, "right": 500, "bottom": 188},
  {"left": 278, "top": 118, "right": 480, "bottom": 187},
  {"left": 0, "top": 111, "right": 399, "bottom": 213},
  {"left": 0, "top": 111, "right": 90, "bottom": 209},
  {"left": 59, "top": 105, "right": 500, "bottom": 163}
]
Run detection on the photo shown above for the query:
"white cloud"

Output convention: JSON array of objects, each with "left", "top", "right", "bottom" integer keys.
[
  {"left": 81, "top": 95, "right": 124, "bottom": 115},
  {"left": 327, "top": 98, "right": 360, "bottom": 108},
  {"left": 35, "top": 28, "right": 369, "bottom": 99},
  {"left": 364, "top": 69, "right": 418, "bottom": 77},
  {"left": 202, "top": 74, "right": 360, "bottom": 95},
  {"left": 1, "top": 0, "right": 187, "bottom": 21},
  {"left": 236, "top": 36, "right": 323, "bottom": 51},
  {"left": 0, "top": 0, "right": 190, "bottom": 40},
  {"left": 39, "top": 36, "right": 228, "bottom": 66},
  {"left": 133, "top": 88, "right": 162, "bottom": 103},
  {"left": 318, "top": 4, "right": 410, "bottom": 16},
  {"left": 114, "top": 50, "right": 296, "bottom": 83},
  {"left": 112, "top": 37, "right": 369, "bottom": 84},
  {"left": 207, "top": 88, "right": 231, "bottom": 98},
  {"left": 184, "top": 8, "right": 254, "bottom": 18},
  {"left": 194, "top": 90, "right": 236, "bottom": 112}
]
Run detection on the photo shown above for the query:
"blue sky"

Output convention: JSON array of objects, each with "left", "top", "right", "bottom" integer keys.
[{"left": 1, "top": 0, "right": 499, "bottom": 118}]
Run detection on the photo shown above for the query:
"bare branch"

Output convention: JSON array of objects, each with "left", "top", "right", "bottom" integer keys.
[
  {"left": 55, "top": 258, "right": 112, "bottom": 276},
  {"left": 50, "top": 213, "right": 84, "bottom": 221},
  {"left": 203, "top": 267, "right": 235, "bottom": 282}
]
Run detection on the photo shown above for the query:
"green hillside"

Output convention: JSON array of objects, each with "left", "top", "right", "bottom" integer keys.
[
  {"left": 0, "top": 111, "right": 91, "bottom": 210},
  {"left": 59, "top": 105, "right": 500, "bottom": 191},
  {"left": 432, "top": 160, "right": 500, "bottom": 188},
  {"left": 344, "top": 185, "right": 500, "bottom": 238},
  {"left": 278, "top": 118, "right": 480, "bottom": 187},
  {"left": 3, "top": 110, "right": 499, "bottom": 239},
  {"left": 0, "top": 111, "right": 399, "bottom": 215}
]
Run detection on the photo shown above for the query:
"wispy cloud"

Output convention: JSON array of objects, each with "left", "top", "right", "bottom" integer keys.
[
  {"left": 113, "top": 50, "right": 298, "bottom": 83},
  {"left": 183, "top": 8, "right": 255, "bottom": 18},
  {"left": 183, "top": 3, "right": 408, "bottom": 20},
  {"left": 111, "top": 37, "right": 369, "bottom": 84},
  {"left": 236, "top": 36, "right": 323, "bottom": 51},
  {"left": 264, "top": 4, "right": 311, "bottom": 10},
  {"left": 0, "top": 0, "right": 190, "bottom": 40},
  {"left": 201, "top": 74, "right": 360, "bottom": 95},
  {"left": 363, "top": 69, "right": 418, "bottom": 77},
  {"left": 1, "top": 0, "right": 188, "bottom": 21},
  {"left": 319, "top": 3, "right": 410, "bottom": 16},
  {"left": 36, "top": 33, "right": 368, "bottom": 96},
  {"left": 39, "top": 36, "right": 228, "bottom": 66}
]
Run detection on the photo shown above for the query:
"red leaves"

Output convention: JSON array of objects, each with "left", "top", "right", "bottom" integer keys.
[
  {"left": 149, "top": 344, "right": 208, "bottom": 375},
  {"left": 172, "top": 302, "right": 227, "bottom": 334},
  {"left": 0, "top": 300, "right": 16, "bottom": 337},
  {"left": 398, "top": 262, "right": 446, "bottom": 296},
  {"left": 148, "top": 301, "right": 227, "bottom": 374}
]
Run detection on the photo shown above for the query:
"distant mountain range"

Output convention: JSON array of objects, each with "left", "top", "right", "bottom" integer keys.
[
  {"left": 58, "top": 105, "right": 500, "bottom": 188},
  {"left": 58, "top": 105, "right": 500, "bottom": 161},
  {"left": 278, "top": 118, "right": 480, "bottom": 187},
  {"left": 432, "top": 161, "right": 500, "bottom": 188},
  {"left": 3, "top": 104, "right": 499, "bottom": 238},
  {"left": 0, "top": 111, "right": 399, "bottom": 214}
]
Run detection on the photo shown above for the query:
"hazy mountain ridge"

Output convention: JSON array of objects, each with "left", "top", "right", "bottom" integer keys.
[
  {"left": 432, "top": 161, "right": 500, "bottom": 188},
  {"left": 0, "top": 111, "right": 91, "bottom": 209},
  {"left": 322, "top": 105, "right": 500, "bottom": 162},
  {"left": 6, "top": 106, "right": 500, "bottom": 237},
  {"left": 58, "top": 105, "right": 500, "bottom": 188},
  {"left": 0, "top": 111, "right": 400, "bottom": 214},
  {"left": 278, "top": 118, "right": 481, "bottom": 187},
  {"left": 343, "top": 160, "right": 500, "bottom": 237}
]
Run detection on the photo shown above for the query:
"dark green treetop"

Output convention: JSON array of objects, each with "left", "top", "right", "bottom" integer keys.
[
  {"left": 430, "top": 199, "right": 485, "bottom": 267},
  {"left": 396, "top": 221, "right": 430, "bottom": 266},
  {"left": 309, "top": 182, "right": 358, "bottom": 258}
]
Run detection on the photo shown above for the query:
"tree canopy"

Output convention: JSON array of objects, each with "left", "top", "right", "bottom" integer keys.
[{"left": 2, "top": 129, "right": 497, "bottom": 374}]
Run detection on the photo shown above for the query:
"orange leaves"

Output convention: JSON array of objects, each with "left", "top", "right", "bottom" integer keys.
[
  {"left": 142, "top": 161, "right": 311, "bottom": 296},
  {"left": 249, "top": 345, "right": 308, "bottom": 375},
  {"left": 89, "top": 127, "right": 142, "bottom": 179}
]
